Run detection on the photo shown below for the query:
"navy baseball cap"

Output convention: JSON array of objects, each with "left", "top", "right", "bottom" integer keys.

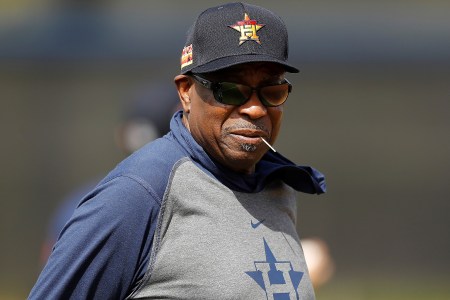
[{"left": 180, "top": 2, "right": 299, "bottom": 74}]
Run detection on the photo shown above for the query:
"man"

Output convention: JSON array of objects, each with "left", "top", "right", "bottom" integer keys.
[{"left": 29, "top": 2, "right": 326, "bottom": 299}]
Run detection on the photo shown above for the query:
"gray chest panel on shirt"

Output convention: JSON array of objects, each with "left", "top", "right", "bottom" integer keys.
[{"left": 131, "top": 159, "right": 315, "bottom": 299}]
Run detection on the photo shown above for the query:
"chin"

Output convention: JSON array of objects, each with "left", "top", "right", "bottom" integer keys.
[{"left": 240, "top": 143, "right": 258, "bottom": 152}]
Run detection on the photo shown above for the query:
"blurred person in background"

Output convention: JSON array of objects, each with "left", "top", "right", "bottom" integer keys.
[
  {"left": 39, "top": 83, "right": 180, "bottom": 265},
  {"left": 301, "top": 237, "right": 335, "bottom": 289}
]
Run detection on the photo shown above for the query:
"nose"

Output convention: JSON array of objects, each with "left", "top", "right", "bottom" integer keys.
[{"left": 238, "top": 90, "right": 267, "bottom": 119}]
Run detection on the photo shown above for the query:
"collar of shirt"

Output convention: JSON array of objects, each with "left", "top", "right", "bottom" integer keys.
[{"left": 170, "top": 111, "right": 326, "bottom": 194}]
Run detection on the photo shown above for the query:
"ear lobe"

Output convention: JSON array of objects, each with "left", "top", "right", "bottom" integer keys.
[{"left": 174, "top": 75, "right": 192, "bottom": 114}]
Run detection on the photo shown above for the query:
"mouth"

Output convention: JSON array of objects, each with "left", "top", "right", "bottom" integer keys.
[{"left": 228, "top": 129, "right": 269, "bottom": 144}]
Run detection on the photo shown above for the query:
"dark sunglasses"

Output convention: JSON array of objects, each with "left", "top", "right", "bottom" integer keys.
[{"left": 191, "top": 74, "right": 292, "bottom": 107}]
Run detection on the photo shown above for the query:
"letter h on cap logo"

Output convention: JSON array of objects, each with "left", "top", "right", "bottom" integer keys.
[{"left": 229, "top": 13, "right": 265, "bottom": 45}]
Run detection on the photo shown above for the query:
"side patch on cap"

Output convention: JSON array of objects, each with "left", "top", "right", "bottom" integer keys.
[
  {"left": 229, "top": 13, "right": 265, "bottom": 45},
  {"left": 181, "top": 44, "right": 193, "bottom": 69}
]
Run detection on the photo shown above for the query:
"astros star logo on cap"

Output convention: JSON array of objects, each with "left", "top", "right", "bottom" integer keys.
[{"left": 229, "top": 13, "right": 265, "bottom": 45}]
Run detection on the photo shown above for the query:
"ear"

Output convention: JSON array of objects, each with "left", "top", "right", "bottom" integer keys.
[{"left": 174, "top": 75, "right": 193, "bottom": 114}]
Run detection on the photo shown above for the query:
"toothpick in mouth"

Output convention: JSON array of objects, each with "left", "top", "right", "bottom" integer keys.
[{"left": 260, "top": 137, "right": 277, "bottom": 152}]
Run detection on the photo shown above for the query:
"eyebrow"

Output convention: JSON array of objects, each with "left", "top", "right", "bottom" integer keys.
[
  {"left": 212, "top": 67, "right": 283, "bottom": 78},
  {"left": 220, "top": 73, "right": 285, "bottom": 86}
]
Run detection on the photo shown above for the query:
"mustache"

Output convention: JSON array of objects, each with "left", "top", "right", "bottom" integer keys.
[{"left": 224, "top": 122, "right": 270, "bottom": 135}]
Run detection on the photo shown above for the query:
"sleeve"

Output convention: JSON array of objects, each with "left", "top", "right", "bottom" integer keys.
[{"left": 28, "top": 175, "right": 161, "bottom": 300}]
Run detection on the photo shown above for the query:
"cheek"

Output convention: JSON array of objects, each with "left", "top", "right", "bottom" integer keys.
[
  {"left": 269, "top": 107, "right": 283, "bottom": 142},
  {"left": 191, "top": 98, "right": 230, "bottom": 141}
]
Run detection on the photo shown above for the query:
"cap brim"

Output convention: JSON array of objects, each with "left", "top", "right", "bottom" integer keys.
[{"left": 184, "top": 54, "right": 299, "bottom": 74}]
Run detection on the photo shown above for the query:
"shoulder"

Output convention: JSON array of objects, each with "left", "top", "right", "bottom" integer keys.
[{"left": 99, "top": 134, "right": 189, "bottom": 203}]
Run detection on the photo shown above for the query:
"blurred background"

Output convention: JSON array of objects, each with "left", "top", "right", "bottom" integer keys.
[{"left": 1, "top": 0, "right": 449, "bottom": 299}]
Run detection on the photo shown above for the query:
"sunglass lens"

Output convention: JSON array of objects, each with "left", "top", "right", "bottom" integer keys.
[
  {"left": 219, "top": 82, "right": 249, "bottom": 105},
  {"left": 260, "top": 84, "right": 289, "bottom": 106}
]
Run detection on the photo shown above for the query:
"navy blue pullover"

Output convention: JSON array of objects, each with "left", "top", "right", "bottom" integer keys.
[{"left": 29, "top": 111, "right": 325, "bottom": 299}]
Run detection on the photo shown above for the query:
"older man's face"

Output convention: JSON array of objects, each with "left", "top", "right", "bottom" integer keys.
[{"left": 177, "top": 62, "right": 286, "bottom": 174}]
